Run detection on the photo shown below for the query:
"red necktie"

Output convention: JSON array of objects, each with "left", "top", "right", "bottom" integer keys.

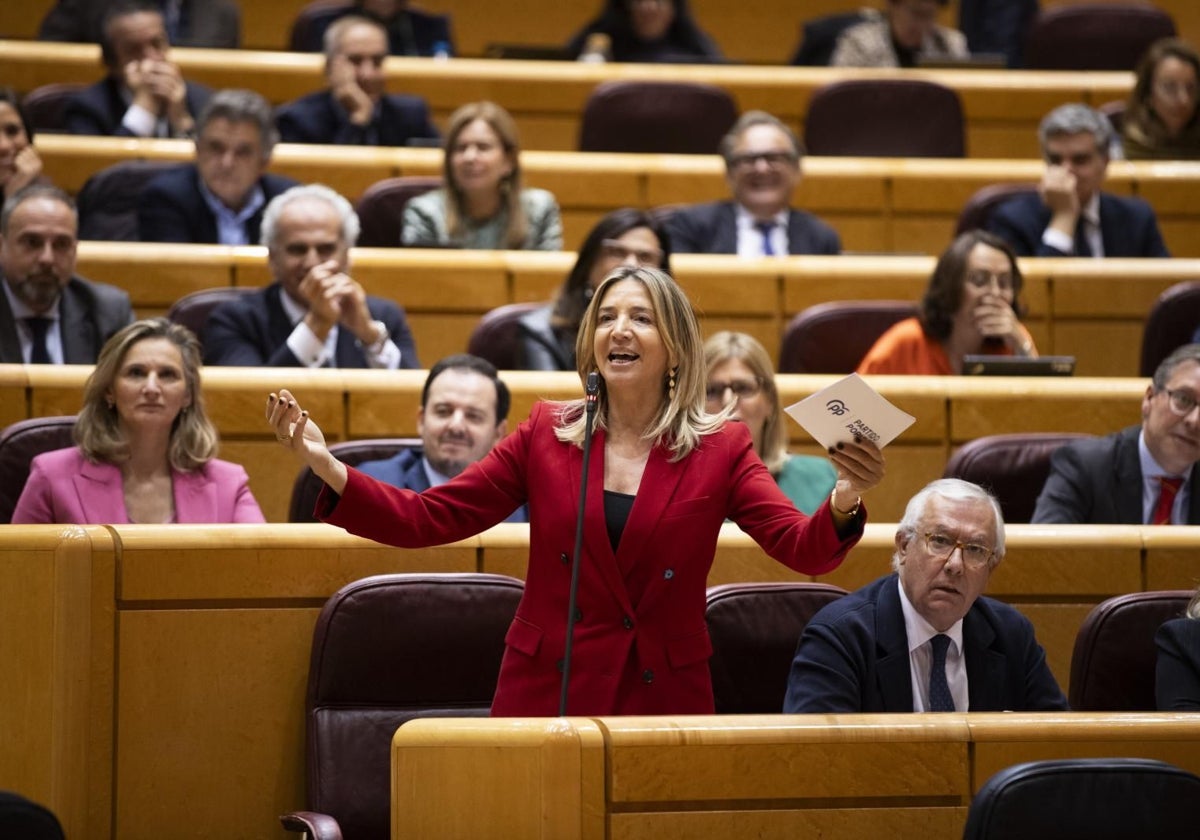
[{"left": 1152, "top": 476, "right": 1184, "bottom": 525}]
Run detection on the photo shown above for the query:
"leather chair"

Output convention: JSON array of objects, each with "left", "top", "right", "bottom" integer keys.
[
  {"left": 289, "top": 438, "right": 422, "bottom": 522},
  {"left": 1138, "top": 280, "right": 1200, "bottom": 378},
  {"left": 165, "top": 287, "right": 260, "bottom": 350},
  {"left": 0, "top": 416, "right": 76, "bottom": 524},
  {"left": 1024, "top": 4, "right": 1176, "bottom": 71},
  {"left": 288, "top": 0, "right": 354, "bottom": 51},
  {"left": 279, "top": 572, "right": 524, "bottom": 840},
  {"left": 955, "top": 183, "right": 1039, "bottom": 235},
  {"left": 963, "top": 758, "right": 1200, "bottom": 839},
  {"left": 76, "top": 160, "right": 177, "bottom": 241},
  {"left": 705, "top": 582, "right": 847, "bottom": 713},
  {"left": 1099, "top": 99, "right": 1127, "bottom": 139},
  {"left": 0, "top": 791, "right": 65, "bottom": 840},
  {"left": 778, "top": 300, "right": 916, "bottom": 373},
  {"left": 21, "top": 83, "right": 84, "bottom": 134},
  {"left": 789, "top": 11, "right": 869, "bottom": 65},
  {"left": 354, "top": 176, "right": 442, "bottom": 247},
  {"left": 804, "top": 79, "right": 965, "bottom": 158},
  {"left": 578, "top": 80, "right": 739, "bottom": 155},
  {"left": 1068, "top": 590, "right": 1191, "bottom": 711},
  {"left": 942, "top": 433, "right": 1094, "bottom": 524},
  {"left": 467, "top": 302, "right": 545, "bottom": 370}
]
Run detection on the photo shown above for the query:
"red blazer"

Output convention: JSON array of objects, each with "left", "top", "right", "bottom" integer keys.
[{"left": 318, "top": 401, "right": 863, "bottom": 715}]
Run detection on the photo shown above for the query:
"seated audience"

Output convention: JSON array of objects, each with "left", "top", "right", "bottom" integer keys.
[
  {"left": 302, "top": 0, "right": 455, "bottom": 58},
  {"left": 704, "top": 331, "right": 836, "bottom": 515},
  {"left": 566, "top": 0, "right": 723, "bottom": 64},
  {"left": 784, "top": 478, "right": 1068, "bottom": 713},
  {"left": 401, "top": 101, "right": 562, "bottom": 250},
  {"left": 1156, "top": 584, "right": 1200, "bottom": 711},
  {"left": 667, "top": 111, "right": 841, "bottom": 257},
  {"left": 987, "top": 103, "right": 1170, "bottom": 257},
  {"left": 139, "top": 89, "right": 298, "bottom": 245},
  {"left": 957, "top": 0, "right": 1038, "bottom": 68},
  {"left": 204, "top": 184, "right": 419, "bottom": 368},
  {"left": 39, "top": 0, "right": 240, "bottom": 48},
  {"left": 1122, "top": 38, "right": 1200, "bottom": 161},
  {"left": 358, "top": 354, "right": 528, "bottom": 522},
  {"left": 518, "top": 208, "right": 670, "bottom": 371},
  {"left": 12, "top": 318, "right": 264, "bottom": 524},
  {"left": 1033, "top": 343, "right": 1200, "bottom": 524},
  {"left": 0, "top": 88, "right": 44, "bottom": 201},
  {"left": 831, "top": 0, "right": 969, "bottom": 68},
  {"left": 63, "top": 0, "right": 212, "bottom": 138},
  {"left": 858, "top": 230, "right": 1036, "bottom": 375},
  {"left": 276, "top": 15, "right": 439, "bottom": 147},
  {"left": 0, "top": 185, "right": 133, "bottom": 364}
]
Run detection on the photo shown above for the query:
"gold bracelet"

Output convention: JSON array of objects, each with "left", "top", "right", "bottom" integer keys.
[{"left": 831, "top": 489, "right": 862, "bottom": 519}]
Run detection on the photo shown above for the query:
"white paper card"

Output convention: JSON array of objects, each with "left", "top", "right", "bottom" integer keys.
[{"left": 784, "top": 373, "right": 915, "bottom": 450}]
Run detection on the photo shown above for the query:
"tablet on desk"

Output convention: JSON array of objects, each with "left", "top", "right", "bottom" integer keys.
[{"left": 962, "top": 355, "right": 1076, "bottom": 376}]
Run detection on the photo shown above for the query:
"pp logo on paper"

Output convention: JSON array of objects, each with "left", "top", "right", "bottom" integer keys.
[{"left": 825, "top": 399, "right": 849, "bottom": 416}]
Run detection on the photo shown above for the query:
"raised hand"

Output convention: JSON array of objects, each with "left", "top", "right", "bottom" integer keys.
[
  {"left": 828, "top": 437, "right": 886, "bottom": 514},
  {"left": 266, "top": 389, "right": 348, "bottom": 495}
]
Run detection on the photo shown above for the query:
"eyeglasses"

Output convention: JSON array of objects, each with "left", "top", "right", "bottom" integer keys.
[
  {"left": 705, "top": 378, "right": 762, "bottom": 404},
  {"left": 728, "top": 151, "right": 798, "bottom": 170},
  {"left": 964, "top": 270, "right": 1014, "bottom": 291},
  {"left": 922, "top": 532, "right": 995, "bottom": 568},
  {"left": 600, "top": 239, "right": 663, "bottom": 267},
  {"left": 1162, "top": 388, "right": 1200, "bottom": 417},
  {"left": 1154, "top": 80, "right": 1198, "bottom": 101}
]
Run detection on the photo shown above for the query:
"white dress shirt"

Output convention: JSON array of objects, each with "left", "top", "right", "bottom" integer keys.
[{"left": 899, "top": 581, "right": 969, "bottom": 712}]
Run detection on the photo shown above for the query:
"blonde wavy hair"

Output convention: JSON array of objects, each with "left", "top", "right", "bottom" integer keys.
[
  {"left": 442, "top": 101, "right": 527, "bottom": 248},
  {"left": 703, "top": 331, "right": 787, "bottom": 473}
]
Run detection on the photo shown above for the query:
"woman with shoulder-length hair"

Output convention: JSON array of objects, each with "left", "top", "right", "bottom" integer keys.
[
  {"left": 0, "top": 86, "right": 44, "bottom": 200},
  {"left": 1122, "top": 37, "right": 1200, "bottom": 161},
  {"left": 401, "top": 100, "right": 562, "bottom": 250},
  {"left": 518, "top": 207, "right": 672, "bottom": 370},
  {"left": 1156, "top": 585, "right": 1200, "bottom": 711},
  {"left": 858, "top": 229, "right": 1036, "bottom": 375},
  {"left": 13, "top": 318, "right": 265, "bottom": 524},
  {"left": 566, "top": 0, "right": 723, "bottom": 64},
  {"left": 268, "top": 265, "right": 885, "bottom": 716}
]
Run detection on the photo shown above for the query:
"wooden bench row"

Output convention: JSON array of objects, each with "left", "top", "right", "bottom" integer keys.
[{"left": 4, "top": 522, "right": 1198, "bottom": 839}]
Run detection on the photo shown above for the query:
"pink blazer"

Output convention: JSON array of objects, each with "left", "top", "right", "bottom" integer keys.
[
  {"left": 318, "top": 401, "right": 864, "bottom": 717},
  {"left": 12, "top": 447, "right": 265, "bottom": 524}
]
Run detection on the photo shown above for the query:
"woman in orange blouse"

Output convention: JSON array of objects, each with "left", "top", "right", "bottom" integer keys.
[{"left": 858, "top": 229, "right": 1036, "bottom": 375}]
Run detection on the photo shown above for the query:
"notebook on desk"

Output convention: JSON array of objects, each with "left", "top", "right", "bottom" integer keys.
[{"left": 962, "top": 355, "right": 1076, "bottom": 376}]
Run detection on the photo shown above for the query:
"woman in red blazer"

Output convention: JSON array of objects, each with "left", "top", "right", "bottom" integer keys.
[{"left": 268, "top": 266, "right": 884, "bottom": 715}]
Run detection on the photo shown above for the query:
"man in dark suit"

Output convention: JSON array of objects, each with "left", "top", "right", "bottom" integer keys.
[
  {"left": 139, "top": 89, "right": 298, "bottom": 245},
  {"left": 302, "top": 0, "right": 454, "bottom": 57},
  {"left": 666, "top": 110, "right": 841, "bottom": 257},
  {"left": 204, "top": 184, "right": 419, "bottom": 369},
  {"left": 1033, "top": 344, "right": 1200, "bottom": 524},
  {"left": 358, "top": 354, "right": 528, "bottom": 523},
  {"left": 63, "top": 0, "right": 212, "bottom": 137},
  {"left": 276, "top": 15, "right": 439, "bottom": 147},
  {"left": 987, "top": 103, "right": 1170, "bottom": 258},
  {"left": 784, "top": 478, "right": 1067, "bottom": 713},
  {"left": 39, "top": 0, "right": 241, "bottom": 48},
  {"left": 0, "top": 185, "right": 133, "bottom": 364}
]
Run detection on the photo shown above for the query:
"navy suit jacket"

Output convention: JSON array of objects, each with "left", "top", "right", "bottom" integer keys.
[
  {"left": 202, "top": 283, "right": 420, "bottom": 368},
  {"left": 666, "top": 200, "right": 841, "bottom": 255},
  {"left": 783, "top": 574, "right": 1067, "bottom": 713},
  {"left": 358, "top": 447, "right": 528, "bottom": 523},
  {"left": 1155, "top": 617, "right": 1200, "bottom": 711},
  {"left": 138, "top": 165, "right": 299, "bottom": 245},
  {"left": 986, "top": 191, "right": 1170, "bottom": 257},
  {"left": 64, "top": 76, "right": 212, "bottom": 137},
  {"left": 276, "top": 90, "right": 439, "bottom": 147},
  {"left": 1032, "top": 425, "right": 1200, "bottom": 524},
  {"left": 0, "top": 275, "right": 134, "bottom": 364}
]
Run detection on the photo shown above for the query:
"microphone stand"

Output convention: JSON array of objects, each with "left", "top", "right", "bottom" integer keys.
[{"left": 559, "top": 372, "right": 599, "bottom": 716}]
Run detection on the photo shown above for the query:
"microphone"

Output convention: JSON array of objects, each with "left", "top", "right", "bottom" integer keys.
[{"left": 559, "top": 372, "right": 600, "bottom": 715}]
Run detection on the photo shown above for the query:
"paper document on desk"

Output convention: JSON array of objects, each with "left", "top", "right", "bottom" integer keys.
[{"left": 784, "top": 373, "right": 915, "bottom": 450}]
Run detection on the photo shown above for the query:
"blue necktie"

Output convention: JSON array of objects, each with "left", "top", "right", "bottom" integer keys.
[
  {"left": 26, "top": 317, "right": 51, "bottom": 364},
  {"left": 928, "top": 634, "right": 955, "bottom": 712},
  {"left": 1073, "top": 216, "right": 1093, "bottom": 257},
  {"left": 755, "top": 221, "right": 776, "bottom": 256}
]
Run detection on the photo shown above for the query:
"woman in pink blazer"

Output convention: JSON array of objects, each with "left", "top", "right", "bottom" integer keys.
[
  {"left": 13, "top": 319, "right": 264, "bottom": 524},
  {"left": 268, "top": 266, "right": 884, "bottom": 715}
]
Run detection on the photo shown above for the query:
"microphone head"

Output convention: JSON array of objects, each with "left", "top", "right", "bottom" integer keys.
[{"left": 585, "top": 371, "right": 599, "bottom": 395}]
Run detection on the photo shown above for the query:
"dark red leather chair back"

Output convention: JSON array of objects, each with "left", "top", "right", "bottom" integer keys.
[
  {"left": 956, "top": 184, "right": 1039, "bottom": 235},
  {"left": 0, "top": 416, "right": 76, "bottom": 524},
  {"left": 355, "top": 176, "right": 443, "bottom": 247},
  {"left": 467, "top": 302, "right": 545, "bottom": 371},
  {"left": 579, "top": 80, "right": 738, "bottom": 154},
  {"left": 1024, "top": 4, "right": 1176, "bottom": 70},
  {"left": 165, "top": 287, "right": 260, "bottom": 352},
  {"left": 21, "top": 83, "right": 84, "bottom": 134},
  {"left": 1139, "top": 280, "right": 1200, "bottom": 378},
  {"left": 779, "top": 300, "right": 916, "bottom": 373},
  {"left": 804, "top": 79, "right": 965, "bottom": 157}
]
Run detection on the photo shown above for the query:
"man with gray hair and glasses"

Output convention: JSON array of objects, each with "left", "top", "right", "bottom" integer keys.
[
  {"left": 987, "top": 102, "right": 1169, "bottom": 258},
  {"left": 785, "top": 478, "right": 1067, "bottom": 713},
  {"left": 1034, "top": 344, "right": 1200, "bottom": 524}
]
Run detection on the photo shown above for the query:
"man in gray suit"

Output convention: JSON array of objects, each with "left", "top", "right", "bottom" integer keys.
[{"left": 0, "top": 186, "right": 134, "bottom": 364}]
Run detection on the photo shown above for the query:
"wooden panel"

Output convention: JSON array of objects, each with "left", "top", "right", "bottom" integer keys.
[
  {"left": 0, "top": 366, "right": 28, "bottom": 427},
  {"left": 1052, "top": 322, "right": 1146, "bottom": 378},
  {"left": 1014, "top": 603, "right": 1099, "bottom": 692},
  {"left": 949, "top": 378, "right": 1144, "bottom": 440},
  {"left": 1143, "top": 529, "right": 1200, "bottom": 590},
  {"left": 609, "top": 809, "right": 966, "bottom": 840}
]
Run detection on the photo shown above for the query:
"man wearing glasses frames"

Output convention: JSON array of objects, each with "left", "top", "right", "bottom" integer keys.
[
  {"left": 1033, "top": 343, "right": 1200, "bottom": 525},
  {"left": 784, "top": 479, "right": 1067, "bottom": 713},
  {"left": 666, "top": 111, "right": 841, "bottom": 258}
]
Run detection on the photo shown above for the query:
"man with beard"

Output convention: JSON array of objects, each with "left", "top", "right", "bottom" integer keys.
[
  {"left": 356, "top": 354, "right": 528, "bottom": 522},
  {"left": 666, "top": 110, "right": 841, "bottom": 257},
  {"left": 0, "top": 185, "right": 133, "bottom": 364},
  {"left": 1033, "top": 344, "right": 1200, "bottom": 524},
  {"left": 784, "top": 478, "right": 1066, "bottom": 713}
]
